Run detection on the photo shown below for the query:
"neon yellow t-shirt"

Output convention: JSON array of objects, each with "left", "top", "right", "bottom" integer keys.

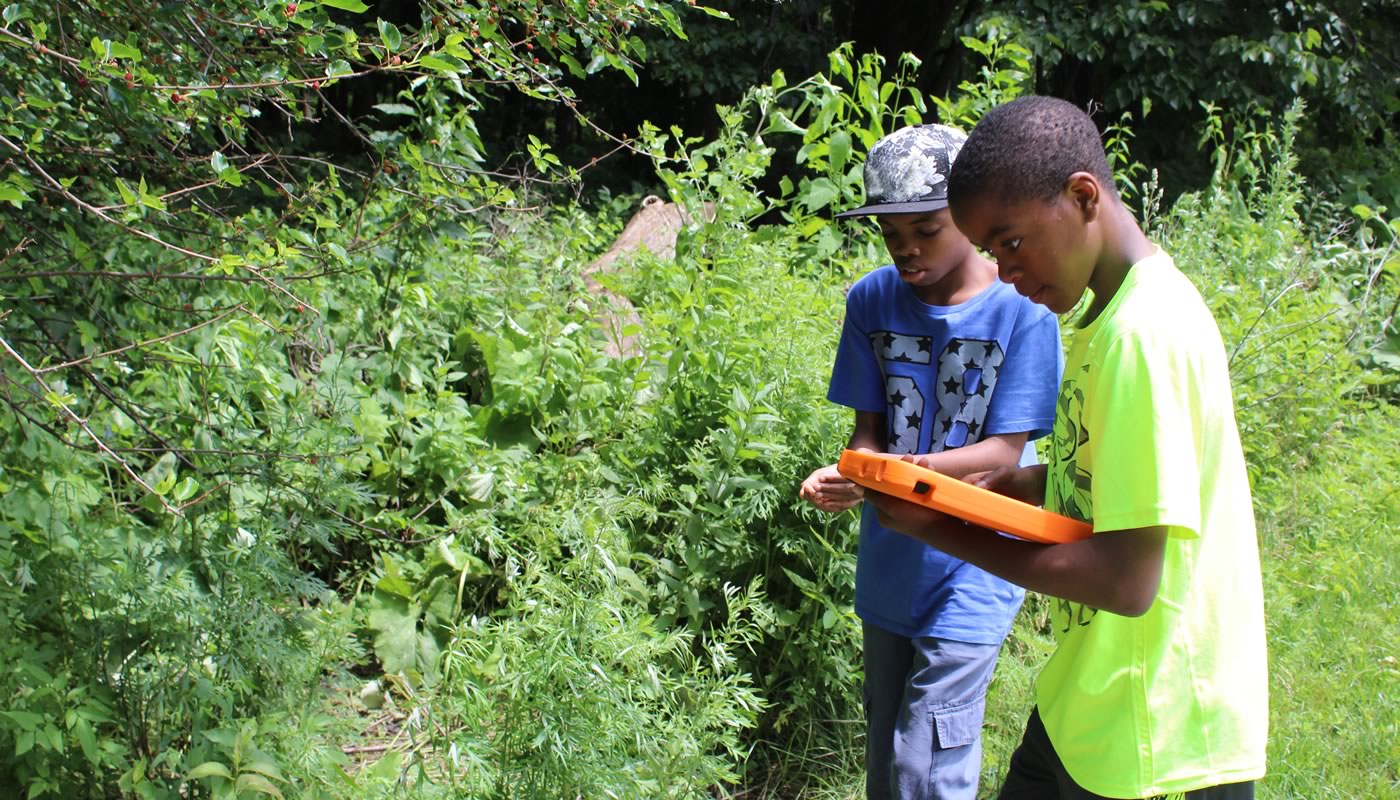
[{"left": 1039, "top": 248, "right": 1268, "bottom": 798}]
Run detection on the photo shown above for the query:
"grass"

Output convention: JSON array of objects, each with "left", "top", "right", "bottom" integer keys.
[{"left": 1253, "top": 402, "right": 1400, "bottom": 798}]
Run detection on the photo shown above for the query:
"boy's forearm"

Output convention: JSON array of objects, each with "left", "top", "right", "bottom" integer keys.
[
  {"left": 847, "top": 410, "right": 885, "bottom": 453},
  {"left": 893, "top": 515, "right": 1168, "bottom": 617},
  {"left": 914, "top": 434, "right": 1028, "bottom": 479}
]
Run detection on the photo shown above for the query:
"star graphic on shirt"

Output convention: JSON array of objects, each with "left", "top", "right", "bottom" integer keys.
[
  {"left": 943, "top": 377, "right": 961, "bottom": 396},
  {"left": 890, "top": 389, "right": 908, "bottom": 407},
  {"left": 984, "top": 342, "right": 998, "bottom": 359},
  {"left": 975, "top": 380, "right": 991, "bottom": 397},
  {"left": 964, "top": 358, "right": 981, "bottom": 372},
  {"left": 941, "top": 418, "right": 952, "bottom": 433},
  {"left": 918, "top": 337, "right": 933, "bottom": 353},
  {"left": 967, "top": 419, "right": 981, "bottom": 437},
  {"left": 893, "top": 353, "right": 913, "bottom": 363},
  {"left": 905, "top": 411, "right": 923, "bottom": 430},
  {"left": 881, "top": 332, "right": 896, "bottom": 350}
]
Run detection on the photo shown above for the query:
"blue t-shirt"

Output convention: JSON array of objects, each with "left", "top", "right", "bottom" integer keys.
[{"left": 828, "top": 266, "right": 1062, "bottom": 642}]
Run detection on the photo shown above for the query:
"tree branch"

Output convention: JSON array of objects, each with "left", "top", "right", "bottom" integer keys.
[{"left": 0, "top": 333, "right": 184, "bottom": 517}]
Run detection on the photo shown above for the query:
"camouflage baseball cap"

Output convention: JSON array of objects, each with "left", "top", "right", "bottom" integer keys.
[{"left": 835, "top": 124, "right": 967, "bottom": 218}]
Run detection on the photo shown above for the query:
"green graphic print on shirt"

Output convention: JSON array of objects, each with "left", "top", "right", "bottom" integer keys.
[{"left": 1047, "top": 361, "right": 1097, "bottom": 633}]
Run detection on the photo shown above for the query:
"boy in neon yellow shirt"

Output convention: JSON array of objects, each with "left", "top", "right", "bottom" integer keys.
[{"left": 866, "top": 96, "right": 1267, "bottom": 799}]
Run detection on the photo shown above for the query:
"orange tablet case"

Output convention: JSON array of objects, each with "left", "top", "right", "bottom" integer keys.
[{"left": 836, "top": 450, "right": 1093, "bottom": 545}]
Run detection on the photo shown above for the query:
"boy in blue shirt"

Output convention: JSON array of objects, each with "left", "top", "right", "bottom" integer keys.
[{"left": 799, "top": 124, "right": 1062, "bottom": 799}]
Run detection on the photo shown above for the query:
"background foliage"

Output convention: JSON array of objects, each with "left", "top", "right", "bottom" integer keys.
[{"left": 2, "top": 1, "right": 1398, "bottom": 799}]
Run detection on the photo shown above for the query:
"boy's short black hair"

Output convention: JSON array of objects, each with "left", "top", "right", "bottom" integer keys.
[{"left": 947, "top": 96, "right": 1116, "bottom": 207}]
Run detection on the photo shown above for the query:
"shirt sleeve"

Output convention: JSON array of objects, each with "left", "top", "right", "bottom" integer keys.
[
  {"left": 983, "top": 308, "right": 1062, "bottom": 440},
  {"left": 1084, "top": 327, "right": 1203, "bottom": 539},
  {"left": 827, "top": 288, "right": 887, "bottom": 413}
]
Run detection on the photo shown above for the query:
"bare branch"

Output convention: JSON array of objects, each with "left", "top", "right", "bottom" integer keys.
[
  {"left": 0, "top": 133, "right": 320, "bottom": 315},
  {"left": 37, "top": 305, "right": 245, "bottom": 374},
  {"left": 0, "top": 333, "right": 184, "bottom": 517}
]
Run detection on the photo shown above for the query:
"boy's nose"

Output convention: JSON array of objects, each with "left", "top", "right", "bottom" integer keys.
[{"left": 997, "top": 261, "right": 1021, "bottom": 284}]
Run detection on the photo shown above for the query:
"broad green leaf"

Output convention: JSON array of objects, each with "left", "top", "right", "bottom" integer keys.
[
  {"left": 465, "top": 472, "right": 494, "bottom": 501},
  {"left": 318, "top": 0, "right": 369, "bottom": 12},
  {"left": 765, "top": 111, "right": 806, "bottom": 136},
  {"left": 366, "top": 592, "right": 421, "bottom": 674},
  {"left": 242, "top": 757, "right": 286, "bottom": 782},
  {"left": 172, "top": 476, "right": 199, "bottom": 503},
  {"left": 800, "top": 177, "right": 839, "bottom": 211},
  {"left": 827, "top": 130, "right": 852, "bottom": 174},
  {"left": 235, "top": 773, "right": 285, "bottom": 799},
  {"left": 141, "top": 452, "right": 178, "bottom": 496},
  {"left": 115, "top": 179, "right": 136, "bottom": 206},
  {"left": 0, "top": 183, "right": 27, "bottom": 207},
  {"left": 1, "top": 711, "right": 44, "bottom": 731},
  {"left": 377, "top": 20, "right": 401, "bottom": 51},
  {"left": 372, "top": 103, "right": 415, "bottom": 116},
  {"left": 108, "top": 40, "right": 141, "bottom": 61},
  {"left": 187, "top": 762, "right": 233, "bottom": 780},
  {"left": 559, "top": 54, "right": 585, "bottom": 78},
  {"left": 417, "top": 55, "right": 462, "bottom": 74},
  {"left": 73, "top": 717, "right": 99, "bottom": 767}
]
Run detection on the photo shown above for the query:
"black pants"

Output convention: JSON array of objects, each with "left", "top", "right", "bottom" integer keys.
[{"left": 997, "top": 708, "right": 1256, "bottom": 800}]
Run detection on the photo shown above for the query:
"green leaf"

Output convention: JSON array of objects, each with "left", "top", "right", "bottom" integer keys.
[
  {"left": 4, "top": 5, "right": 33, "bottom": 25},
  {"left": 827, "top": 130, "right": 852, "bottom": 174},
  {"left": 559, "top": 54, "right": 585, "bottom": 79},
  {"left": 138, "top": 176, "right": 166, "bottom": 211},
  {"left": 115, "top": 179, "right": 137, "bottom": 206},
  {"left": 765, "top": 111, "right": 806, "bottom": 136},
  {"left": 73, "top": 717, "right": 99, "bottom": 767},
  {"left": 0, "top": 182, "right": 27, "bottom": 208},
  {"left": 142, "top": 452, "right": 178, "bottom": 496},
  {"left": 2, "top": 711, "right": 44, "bottom": 732},
  {"left": 466, "top": 472, "right": 494, "bottom": 501},
  {"left": 172, "top": 476, "right": 199, "bottom": 503},
  {"left": 372, "top": 103, "right": 415, "bottom": 116},
  {"left": 325, "top": 59, "right": 353, "bottom": 79},
  {"left": 800, "top": 177, "right": 839, "bottom": 212},
  {"left": 187, "top": 762, "right": 233, "bottom": 780},
  {"left": 377, "top": 20, "right": 401, "bottom": 51},
  {"left": 108, "top": 41, "right": 141, "bottom": 61},
  {"left": 241, "top": 757, "right": 285, "bottom": 782},
  {"left": 318, "top": 0, "right": 369, "bottom": 12},
  {"left": 366, "top": 592, "right": 422, "bottom": 674},
  {"left": 417, "top": 55, "right": 461, "bottom": 74}
]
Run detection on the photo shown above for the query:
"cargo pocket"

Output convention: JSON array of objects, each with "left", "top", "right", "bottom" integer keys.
[{"left": 930, "top": 694, "right": 986, "bottom": 750}]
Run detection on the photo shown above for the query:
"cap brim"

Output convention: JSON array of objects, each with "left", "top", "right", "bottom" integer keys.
[{"left": 834, "top": 198, "right": 950, "bottom": 219}]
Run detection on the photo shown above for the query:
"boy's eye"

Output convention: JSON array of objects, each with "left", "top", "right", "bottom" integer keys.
[
  {"left": 918, "top": 228, "right": 942, "bottom": 238},
  {"left": 1002, "top": 237, "right": 1022, "bottom": 253}
]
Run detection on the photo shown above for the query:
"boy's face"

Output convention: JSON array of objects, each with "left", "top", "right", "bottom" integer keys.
[
  {"left": 875, "top": 209, "right": 974, "bottom": 291},
  {"left": 951, "top": 186, "right": 1098, "bottom": 315}
]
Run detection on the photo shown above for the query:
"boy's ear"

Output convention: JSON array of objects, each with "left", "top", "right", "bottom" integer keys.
[{"left": 1064, "top": 172, "right": 1101, "bottom": 223}]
